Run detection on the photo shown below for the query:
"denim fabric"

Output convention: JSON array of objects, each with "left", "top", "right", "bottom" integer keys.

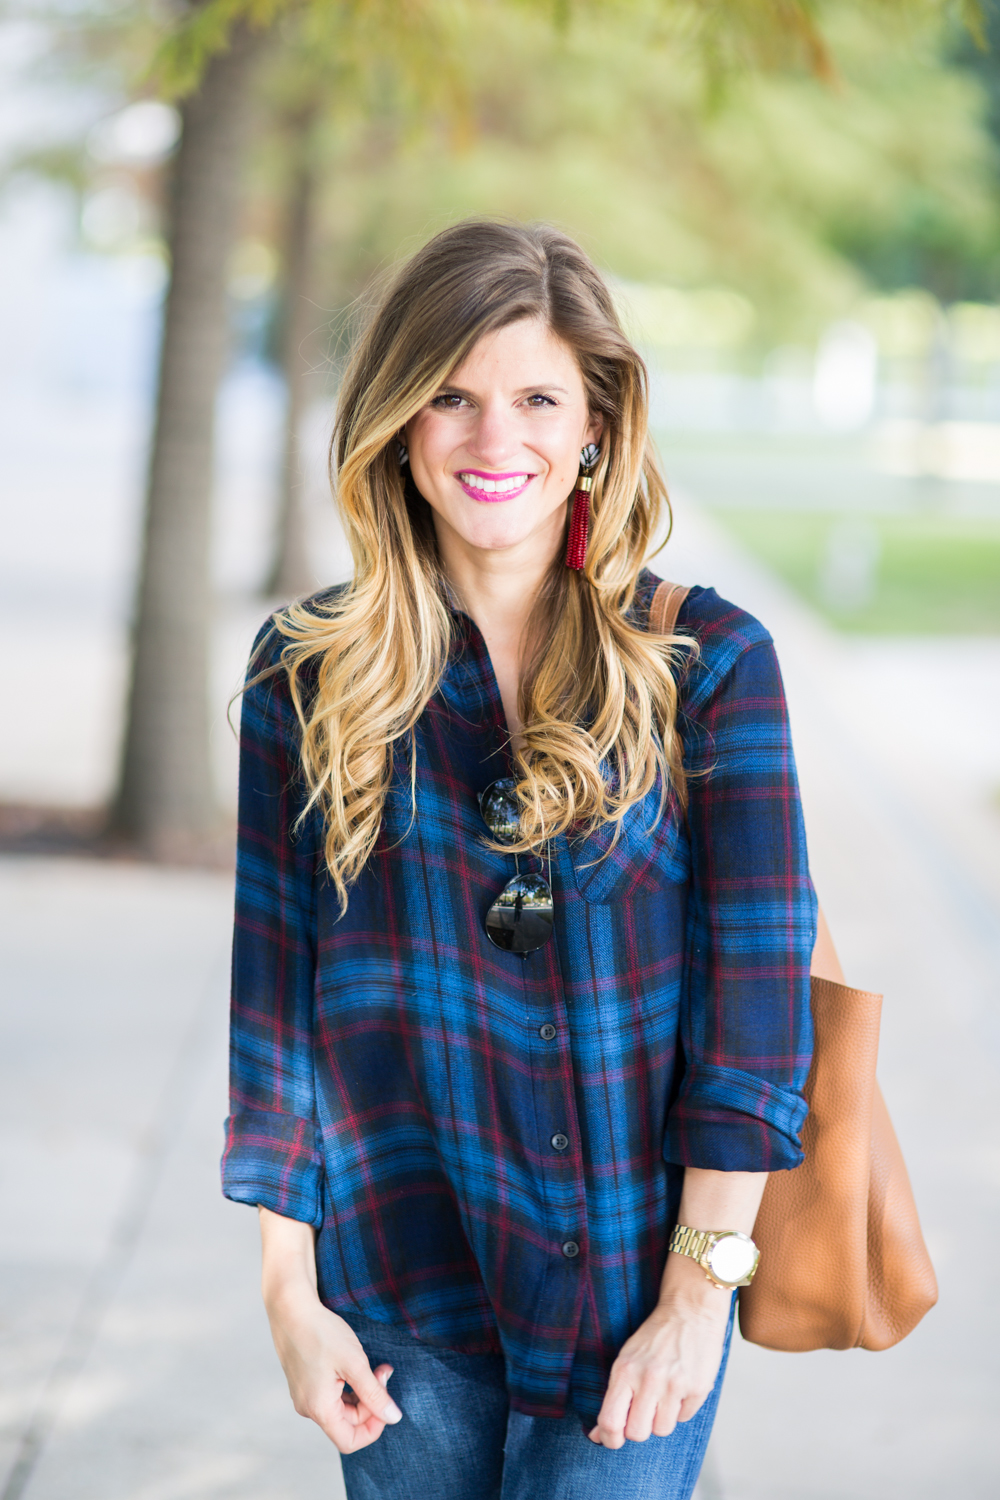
[{"left": 338, "top": 1300, "right": 734, "bottom": 1500}]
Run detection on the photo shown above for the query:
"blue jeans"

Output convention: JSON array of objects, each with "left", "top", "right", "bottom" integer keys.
[{"left": 337, "top": 1300, "right": 734, "bottom": 1500}]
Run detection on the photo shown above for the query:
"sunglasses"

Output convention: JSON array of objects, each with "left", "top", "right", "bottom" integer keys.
[{"left": 477, "top": 779, "right": 554, "bottom": 956}]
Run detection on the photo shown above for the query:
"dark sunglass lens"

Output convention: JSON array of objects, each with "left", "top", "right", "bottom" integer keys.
[
  {"left": 478, "top": 778, "right": 520, "bottom": 845},
  {"left": 485, "top": 872, "right": 554, "bottom": 954}
]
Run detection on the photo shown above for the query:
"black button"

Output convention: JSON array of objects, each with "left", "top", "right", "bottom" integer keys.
[
  {"left": 539, "top": 1024, "right": 556, "bottom": 1041},
  {"left": 551, "top": 1133, "right": 569, "bottom": 1152},
  {"left": 561, "top": 1240, "right": 580, "bottom": 1259}
]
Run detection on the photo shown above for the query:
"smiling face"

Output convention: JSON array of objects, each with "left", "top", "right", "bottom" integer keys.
[{"left": 404, "top": 317, "right": 603, "bottom": 564}]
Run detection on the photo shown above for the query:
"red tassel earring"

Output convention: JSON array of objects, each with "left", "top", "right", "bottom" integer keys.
[{"left": 565, "top": 443, "right": 600, "bottom": 571}]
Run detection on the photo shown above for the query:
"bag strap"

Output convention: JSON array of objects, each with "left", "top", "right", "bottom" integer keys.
[
  {"left": 650, "top": 579, "right": 841, "bottom": 979},
  {"left": 649, "top": 579, "right": 690, "bottom": 636},
  {"left": 651, "top": 577, "right": 843, "bottom": 977}
]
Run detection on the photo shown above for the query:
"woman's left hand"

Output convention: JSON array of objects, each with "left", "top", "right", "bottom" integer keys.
[{"left": 588, "top": 1253, "right": 732, "bottom": 1447}]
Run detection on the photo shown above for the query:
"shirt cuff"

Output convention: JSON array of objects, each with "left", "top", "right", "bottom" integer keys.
[
  {"left": 222, "top": 1107, "right": 325, "bottom": 1227},
  {"left": 662, "top": 1063, "right": 808, "bottom": 1172}
]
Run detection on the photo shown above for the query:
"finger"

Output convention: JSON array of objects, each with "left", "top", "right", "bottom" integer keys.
[
  {"left": 623, "top": 1381, "right": 661, "bottom": 1443},
  {"left": 343, "top": 1355, "right": 403, "bottom": 1427},
  {"left": 652, "top": 1389, "right": 683, "bottom": 1437},
  {"left": 312, "top": 1380, "right": 398, "bottom": 1454},
  {"left": 591, "top": 1374, "right": 634, "bottom": 1449},
  {"left": 676, "top": 1389, "right": 708, "bottom": 1424},
  {"left": 302, "top": 1379, "right": 384, "bottom": 1454},
  {"left": 340, "top": 1363, "right": 394, "bottom": 1433},
  {"left": 323, "top": 1408, "right": 388, "bottom": 1454}
]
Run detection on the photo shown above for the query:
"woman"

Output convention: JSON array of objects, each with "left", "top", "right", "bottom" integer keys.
[{"left": 222, "top": 220, "right": 815, "bottom": 1500}]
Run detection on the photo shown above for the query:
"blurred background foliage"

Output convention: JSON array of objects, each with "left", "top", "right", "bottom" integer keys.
[
  {"left": 255, "top": 1, "right": 999, "bottom": 340},
  {"left": 3, "top": 0, "right": 1000, "bottom": 843},
  {"left": 20, "top": 0, "right": 999, "bottom": 343}
]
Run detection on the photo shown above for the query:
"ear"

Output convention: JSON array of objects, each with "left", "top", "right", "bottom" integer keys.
[{"left": 585, "top": 410, "right": 605, "bottom": 447}]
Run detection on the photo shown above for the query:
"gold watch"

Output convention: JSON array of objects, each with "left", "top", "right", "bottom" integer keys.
[{"left": 669, "top": 1224, "right": 760, "bottom": 1290}]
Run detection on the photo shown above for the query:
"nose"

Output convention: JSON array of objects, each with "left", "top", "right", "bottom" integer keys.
[{"left": 464, "top": 400, "right": 524, "bottom": 469}]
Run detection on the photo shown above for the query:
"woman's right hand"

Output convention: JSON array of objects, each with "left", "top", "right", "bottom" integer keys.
[{"left": 259, "top": 1205, "right": 402, "bottom": 1453}]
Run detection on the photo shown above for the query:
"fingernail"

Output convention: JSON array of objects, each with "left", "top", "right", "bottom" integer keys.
[
  {"left": 382, "top": 1399, "right": 403, "bottom": 1423},
  {"left": 378, "top": 1369, "right": 392, "bottom": 1387}
]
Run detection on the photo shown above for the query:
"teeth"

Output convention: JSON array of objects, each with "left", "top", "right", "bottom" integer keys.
[{"left": 459, "top": 473, "right": 529, "bottom": 493}]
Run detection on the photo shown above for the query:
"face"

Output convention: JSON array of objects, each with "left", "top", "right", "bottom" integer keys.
[{"left": 404, "top": 317, "right": 603, "bottom": 563}]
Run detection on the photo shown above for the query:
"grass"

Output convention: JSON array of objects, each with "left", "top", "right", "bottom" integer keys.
[{"left": 710, "top": 510, "right": 1000, "bottom": 634}]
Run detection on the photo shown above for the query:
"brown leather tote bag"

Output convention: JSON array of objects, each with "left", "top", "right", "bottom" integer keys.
[{"left": 649, "top": 579, "right": 938, "bottom": 1352}]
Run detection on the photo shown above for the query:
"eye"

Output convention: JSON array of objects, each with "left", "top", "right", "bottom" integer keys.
[
  {"left": 430, "top": 392, "right": 467, "bottom": 409},
  {"left": 524, "top": 393, "right": 557, "bottom": 408}
]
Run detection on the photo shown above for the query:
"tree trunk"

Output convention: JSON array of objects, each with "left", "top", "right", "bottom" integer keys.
[
  {"left": 266, "top": 120, "right": 320, "bottom": 601},
  {"left": 110, "top": 24, "right": 265, "bottom": 857}
]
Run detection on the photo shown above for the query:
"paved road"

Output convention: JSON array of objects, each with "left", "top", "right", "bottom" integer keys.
[{"left": 1, "top": 501, "right": 998, "bottom": 1499}]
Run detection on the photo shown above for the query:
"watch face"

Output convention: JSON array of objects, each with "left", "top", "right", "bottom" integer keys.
[{"left": 707, "top": 1233, "right": 757, "bottom": 1285}]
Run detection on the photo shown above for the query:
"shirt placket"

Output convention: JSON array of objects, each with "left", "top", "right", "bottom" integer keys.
[
  {"left": 515, "top": 837, "right": 590, "bottom": 1407},
  {"left": 472, "top": 619, "right": 591, "bottom": 1411}
]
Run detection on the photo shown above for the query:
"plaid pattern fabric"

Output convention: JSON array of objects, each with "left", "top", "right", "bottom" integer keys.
[{"left": 222, "top": 573, "right": 816, "bottom": 1421}]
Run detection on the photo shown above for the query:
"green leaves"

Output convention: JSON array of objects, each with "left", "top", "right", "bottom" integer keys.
[
  {"left": 70, "top": 0, "right": 996, "bottom": 338},
  {"left": 148, "top": 0, "right": 288, "bottom": 98},
  {"left": 149, "top": 0, "right": 984, "bottom": 100}
]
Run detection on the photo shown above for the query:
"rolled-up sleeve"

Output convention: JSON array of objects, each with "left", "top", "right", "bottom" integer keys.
[
  {"left": 221, "top": 624, "right": 325, "bottom": 1226},
  {"left": 663, "top": 634, "right": 816, "bottom": 1173}
]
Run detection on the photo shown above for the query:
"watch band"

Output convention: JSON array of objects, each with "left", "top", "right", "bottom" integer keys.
[
  {"left": 668, "top": 1223, "right": 760, "bottom": 1290},
  {"left": 669, "top": 1224, "right": 715, "bottom": 1264}
]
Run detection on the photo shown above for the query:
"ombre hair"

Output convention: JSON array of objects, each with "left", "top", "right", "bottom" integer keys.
[{"left": 271, "top": 219, "right": 689, "bottom": 911}]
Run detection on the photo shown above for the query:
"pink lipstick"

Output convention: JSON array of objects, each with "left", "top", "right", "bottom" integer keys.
[{"left": 455, "top": 469, "right": 535, "bottom": 503}]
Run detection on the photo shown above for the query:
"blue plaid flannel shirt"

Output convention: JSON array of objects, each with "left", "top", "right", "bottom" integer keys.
[{"left": 222, "top": 573, "right": 816, "bottom": 1420}]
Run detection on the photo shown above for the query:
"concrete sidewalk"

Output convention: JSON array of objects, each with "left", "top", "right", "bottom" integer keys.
[
  {"left": 667, "top": 500, "right": 1000, "bottom": 1499},
  {"left": 0, "top": 859, "right": 343, "bottom": 1500},
  {"left": 1, "top": 502, "right": 998, "bottom": 1499}
]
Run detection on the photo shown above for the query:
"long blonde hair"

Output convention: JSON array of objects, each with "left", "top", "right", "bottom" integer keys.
[{"left": 272, "top": 220, "right": 688, "bottom": 910}]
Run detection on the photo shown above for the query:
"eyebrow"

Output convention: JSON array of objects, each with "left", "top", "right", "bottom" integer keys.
[{"left": 438, "top": 383, "right": 572, "bottom": 398}]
